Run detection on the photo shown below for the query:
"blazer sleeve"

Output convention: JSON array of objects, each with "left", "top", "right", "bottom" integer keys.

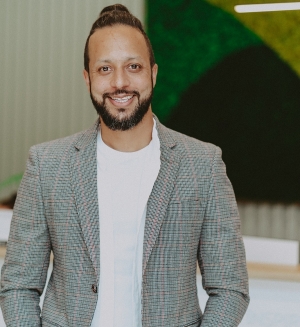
[
  {"left": 198, "top": 146, "right": 250, "bottom": 327},
  {"left": 0, "top": 146, "right": 51, "bottom": 327}
]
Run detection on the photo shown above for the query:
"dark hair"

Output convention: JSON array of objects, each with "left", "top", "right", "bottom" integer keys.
[{"left": 84, "top": 4, "right": 155, "bottom": 73}]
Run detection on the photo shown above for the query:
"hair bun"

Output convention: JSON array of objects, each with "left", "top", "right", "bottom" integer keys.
[{"left": 99, "top": 4, "right": 130, "bottom": 16}]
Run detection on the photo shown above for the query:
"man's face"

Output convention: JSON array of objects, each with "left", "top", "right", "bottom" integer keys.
[{"left": 83, "top": 25, "right": 158, "bottom": 131}]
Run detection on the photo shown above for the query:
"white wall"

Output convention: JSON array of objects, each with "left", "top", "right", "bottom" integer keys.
[
  {"left": 238, "top": 202, "right": 300, "bottom": 241},
  {"left": 0, "top": 0, "right": 145, "bottom": 198}
]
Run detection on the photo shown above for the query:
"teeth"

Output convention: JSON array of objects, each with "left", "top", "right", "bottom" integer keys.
[{"left": 112, "top": 96, "right": 133, "bottom": 103}]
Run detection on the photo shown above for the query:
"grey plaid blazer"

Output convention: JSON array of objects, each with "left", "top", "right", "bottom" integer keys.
[{"left": 0, "top": 116, "right": 249, "bottom": 327}]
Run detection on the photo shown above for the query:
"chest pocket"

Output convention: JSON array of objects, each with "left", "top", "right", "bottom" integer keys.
[{"left": 167, "top": 198, "right": 203, "bottom": 222}]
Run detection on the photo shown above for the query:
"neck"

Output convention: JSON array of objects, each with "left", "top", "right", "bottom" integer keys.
[{"left": 100, "top": 108, "right": 154, "bottom": 152}]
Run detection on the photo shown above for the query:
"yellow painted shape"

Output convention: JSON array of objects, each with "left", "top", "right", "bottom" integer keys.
[{"left": 206, "top": 0, "right": 300, "bottom": 76}]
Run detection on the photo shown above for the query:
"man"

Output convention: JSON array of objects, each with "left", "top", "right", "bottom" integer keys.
[{"left": 0, "top": 4, "right": 249, "bottom": 327}]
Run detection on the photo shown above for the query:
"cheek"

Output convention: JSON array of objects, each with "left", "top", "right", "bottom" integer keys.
[
  {"left": 133, "top": 75, "right": 152, "bottom": 93},
  {"left": 91, "top": 79, "right": 108, "bottom": 95}
]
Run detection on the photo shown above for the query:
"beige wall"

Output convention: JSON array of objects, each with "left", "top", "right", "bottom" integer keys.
[{"left": 0, "top": 0, "right": 145, "bottom": 198}]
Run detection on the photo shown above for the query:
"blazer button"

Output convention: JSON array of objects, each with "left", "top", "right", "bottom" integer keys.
[{"left": 91, "top": 284, "right": 97, "bottom": 293}]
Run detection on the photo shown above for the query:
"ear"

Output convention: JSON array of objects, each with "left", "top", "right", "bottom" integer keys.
[
  {"left": 151, "top": 64, "right": 158, "bottom": 88},
  {"left": 83, "top": 69, "right": 90, "bottom": 92}
]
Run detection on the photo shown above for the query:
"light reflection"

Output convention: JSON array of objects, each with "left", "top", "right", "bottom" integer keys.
[{"left": 235, "top": 2, "right": 300, "bottom": 13}]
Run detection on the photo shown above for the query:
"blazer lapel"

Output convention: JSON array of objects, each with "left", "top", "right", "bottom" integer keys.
[
  {"left": 69, "top": 120, "right": 100, "bottom": 282},
  {"left": 143, "top": 119, "right": 181, "bottom": 275}
]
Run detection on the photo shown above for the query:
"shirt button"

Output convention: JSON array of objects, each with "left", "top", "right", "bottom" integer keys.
[{"left": 91, "top": 284, "right": 98, "bottom": 293}]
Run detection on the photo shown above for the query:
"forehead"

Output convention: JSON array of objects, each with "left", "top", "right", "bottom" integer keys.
[{"left": 88, "top": 25, "right": 149, "bottom": 63}]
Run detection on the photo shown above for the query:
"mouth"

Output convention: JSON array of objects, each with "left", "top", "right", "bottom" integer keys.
[{"left": 108, "top": 94, "right": 135, "bottom": 107}]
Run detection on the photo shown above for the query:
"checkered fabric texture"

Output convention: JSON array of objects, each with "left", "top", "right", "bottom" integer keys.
[{"left": 0, "top": 116, "right": 249, "bottom": 327}]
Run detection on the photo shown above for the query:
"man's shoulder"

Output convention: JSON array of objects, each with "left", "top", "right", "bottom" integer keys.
[
  {"left": 29, "top": 121, "right": 97, "bottom": 157},
  {"left": 160, "top": 123, "right": 219, "bottom": 158}
]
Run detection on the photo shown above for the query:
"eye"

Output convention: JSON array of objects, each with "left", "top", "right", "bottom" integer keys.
[
  {"left": 99, "top": 66, "right": 112, "bottom": 73},
  {"left": 129, "top": 64, "right": 141, "bottom": 70}
]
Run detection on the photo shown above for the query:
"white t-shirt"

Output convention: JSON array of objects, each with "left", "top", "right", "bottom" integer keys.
[{"left": 91, "top": 120, "right": 160, "bottom": 327}]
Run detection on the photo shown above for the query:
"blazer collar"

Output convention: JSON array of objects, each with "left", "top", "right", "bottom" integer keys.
[
  {"left": 73, "top": 114, "right": 177, "bottom": 151},
  {"left": 74, "top": 118, "right": 100, "bottom": 151},
  {"left": 154, "top": 115, "right": 177, "bottom": 149}
]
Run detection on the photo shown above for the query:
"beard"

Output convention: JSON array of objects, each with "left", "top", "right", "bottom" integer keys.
[{"left": 90, "top": 88, "right": 153, "bottom": 131}]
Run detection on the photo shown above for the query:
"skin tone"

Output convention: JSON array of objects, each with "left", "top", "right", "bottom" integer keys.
[{"left": 83, "top": 25, "right": 158, "bottom": 152}]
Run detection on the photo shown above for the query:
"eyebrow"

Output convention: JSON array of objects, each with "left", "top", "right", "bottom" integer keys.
[{"left": 95, "top": 56, "right": 143, "bottom": 64}]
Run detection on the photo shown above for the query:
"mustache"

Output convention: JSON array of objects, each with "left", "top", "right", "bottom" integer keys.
[{"left": 102, "top": 89, "right": 140, "bottom": 101}]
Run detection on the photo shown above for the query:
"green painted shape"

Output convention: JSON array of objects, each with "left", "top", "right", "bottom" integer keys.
[
  {"left": 165, "top": 45, "right": 300, "bottom": 201},
  {"left": 205, "top": 0, "right": 300, "bottom": 77},
  {"left": 147, "top": 0, "right": 262, "bottom": 121},
  {"left": 0, "top": 173, "right": 23, "bottom": 190}
]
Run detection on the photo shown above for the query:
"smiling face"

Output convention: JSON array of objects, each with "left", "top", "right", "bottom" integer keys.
[{"left": 83, "top": 25, "right": 158, "bottom": 131}]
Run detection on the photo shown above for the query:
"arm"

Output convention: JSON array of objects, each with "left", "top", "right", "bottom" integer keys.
[
  {"left": 198, "top": 146, "right": 249, "bottom": 327},
  {"left": 0, "top": 146, "right": 51, "bottom": 327}
]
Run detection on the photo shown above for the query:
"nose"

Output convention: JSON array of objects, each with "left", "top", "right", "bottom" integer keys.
[{"left": 110, "top": 68, "right": 130, "bottom": 89}]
